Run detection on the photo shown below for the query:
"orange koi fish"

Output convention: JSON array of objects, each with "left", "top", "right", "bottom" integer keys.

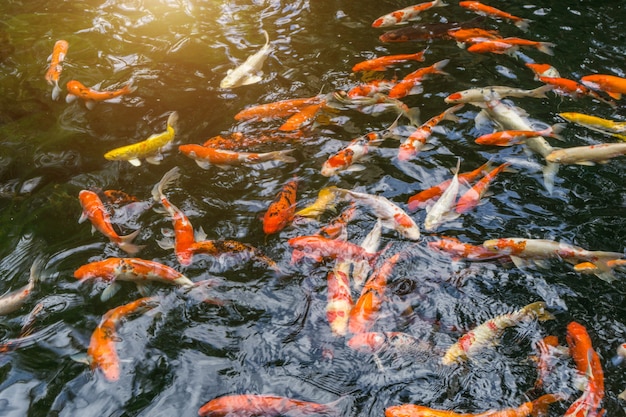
[
  {"left": 537, "top": 76, "right": 612, "bottom": 104},
  {"left": 385, "top": 394, "right": 563, "bottom": 417},
  {"left": 467, "top": 39, "right": 519, "bottom": 55},
  {"left": 190, "top": 239, "right": 280, "bottom": 272},
  {"left": 179, "top": 144, "right": 296, "bottom": 170},
  {"left": 278, "top": 100, "right": 327, "bottom": 131},
  {"left": 347, "top": 78, "right": 397, "bottom": 98},
  {"left": 459, "top": 1, "right": 532, "bottom": 30},
  {"left": 428, "top": 236, "right": 509, "bottom": 261},
  {"left": 74, "top": 257, "right": 193, "bottom": 301},
  {"left": 65, "top": 80, "right": 135, "bottom": 110},
  {"left": 45, "top": 39, "right": 69, "bottom": 101},
  {"left": 493, "top": 37, "right": 554, "bottom": 55},
  {"left": 398, "top": 104, "right": 462, "bottom": 161},
  {"left": 326, "top": 261, "right": 353, "bottom": 336},
  {"left": 447, "top": 28, "right": 501, "bottom": 43},
  {"left": 442, "top": 302, "right": 554, "bottom": 365},
  {"left": 202, "top": 131, "right": 303, "bottom": 151},
  {"left": 352, "top": 51, "right": 426, "bottom": 72},
  {"left": 525, "top": 63, "right": 561, "bottom": 79},
  {"left": 455, "top": 162, "right": 511, "bottom": 213},
  {"left": 78, "top": 190, "right": 142, "bottom": 255},
  {"left": 388, "top": 59, "right": 450, "bottom": 99},
  {"left": 198, "top": 394, "right": 339, "bottom": 417},
  {"left": 288, "top": 235, "right": 382, "bottom": 266},
  {"left": 475, "top": 125, "right": 563, "bottom": 146},
  {"left": 372, "top": 0, "right": 448, "bottom": 28},
  {"left": 581, "top": 74, "right": 626, "bottom": 100},
  {"left": 87, "top": 297, "right": 157, "bottom": 381},
  {"left": 234, "top": 96, "right": 323, "bottom": 121},
  {"left": 318, "top": 203, "right": 358, "bottom": 240},
  {"left": 263, "top": 177, "right": 298, "bottom": 235},
  {"left": 0, "top": 259, "right": 42, "bottom": 316}
]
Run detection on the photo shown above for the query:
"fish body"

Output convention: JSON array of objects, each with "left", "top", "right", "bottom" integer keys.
[
  {"left": 348, "top": 79, "right": 397, "bottom": 98},
  {"left": 220, "top": 30, "right": 271, "bottom": 89},
  {"left": 0, "top": 260, "right": 41, "bottom": 316},
  {"left": 202, "top": 131, "right": 302, "bottom": 151},
  {"left": 347, "top": 331, "right": 429, "bottom": 355},
  {"left": 288, "top": 235, "right": 381, "bottom": 266},
  {"left": 45, "top": 40, "right": 69, "bottom": 100},
  {"left": 581, "top": 74, "right": 626, "bottom": 100},
  {"left": 104, "top": 111, "right": 178, "bottom": 166},
  {"left": 318, "top": 203, "right": 358, "bottom": 240},
  {"left": 388, "top": 59, "right": 449, "bottom": 99},
  {"left": 88, "top": 297, "right": 157, "bottom": 381},
  {"left": 428, "top": 236, "right": 509, "bottom": 261},
  {"left": 351, "top": 219, "right": 383, "bottom": 288},
  {"left": 278, "top": 100, "right": 327, "bottom": 131},
  {"left": 459, "top": 1, "right": 532, "bottom": 30},
  {"left": 78, "top": 190, "right": 142, "bottom": 254},
  {"left": 326, "top": 261, "right": 353, "bottom": 336},
  {"left": 263, "top": 178, "right": 298, "bottom": 234},
  {"left": 294, "top": 187, "right": 339, "bottom": 219},
  {"left": 467, "top": 40, "right": 519, "bottom": 55},
  {"left": 74, "top": 258, "right": 193, "bottom": 288},
  {"left": 352, "top": 51, "right": 426, "bottom": 72},
  {"left": 525, "top": 63, "right": 561, "bottom": 79},
  {"left": 442, "top": 301, "right": 554, "bottom": 365},
  {"left": 546, "top": 143, "right": 626, "bottom": 165},
  {"left": 234, "top": 96, "right": 322, "bottom": 121},
  {"left": 372, "top": 0, "right": 448, "bottom": 28},
  {"left": 179, "top": 144, "right": 296, "bottom": 170},
  {"left": 447, "top": 28, "right": 501, "bottom": 43},
  {"left": 66, "top": 80, "right": 135, "bottom": 109},
  {"left": 538, "top": 76, "right": 612, "bottom": 105},
  {"left": 190, "top": 240, "right": 279, "bottom": 272},
  {"left": 475, "top": 125, "right": 563, "bottom": 146},
  {"left": 398, "top": 104, "right": 462, "bottom": 160},
  {"left": 424, "top": 159, "right": 461, "bottom": 231},
  {"left": 497, "top": 37, "right": 554, "bottom": 55},
  {"left": 455, "top": 162, "right": 510, "bottom": 213},
  {"left": 445, "top": 85, "right": 553, "bottom": 104},
  {"left": 198, "top": 394, "right": 337, "bottom": 417},
  {"left": 559, "top": 112, "right": 626, "bottom": 141}
]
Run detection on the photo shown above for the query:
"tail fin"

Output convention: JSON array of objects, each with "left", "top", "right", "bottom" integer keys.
[
  {"left": 432, "top": 59, "right": 450, "bottom": 76},
  {"left": 152, "top": 166, "right": 181, "bottom": 202},
  {"left": 515, "top": 18, "right": 533, "bottom": 32},
  {"left": 538, "top": 42, "right": 555, "bottom": 56},
  {"left": 531, "top": 84, "right": 555, "bottom": 98},
  {"left": 271, "top": 149, "right": 297, "bottom": 164},
  {"left": 166, "top": 111, "right": 179, "bottom": 131},
  {"left": 118, "top": 229, "right": 144, "bottom": 255}
]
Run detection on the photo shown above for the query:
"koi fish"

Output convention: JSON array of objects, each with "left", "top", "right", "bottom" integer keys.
[
  {"left": 428, "top": 236, "right": 509, "bottom": 261},
  {"left": 531, "top": 335, "right": 567, "bottom": 391},
  {"left": 496, "top": 37, "right": 555, "bottom": 55},
  {"left": 78, "top": 190, "right": 143, "bottom": 255},
  {"left": 581, "top": 73, "right": 626, "bottom": 100},
  {"left": 398, "top": 104, "right": 463, "bottom": 160},
  {"left": 331, "top": 91, "right": 421, "bottom": 126},
  {"left": 379, "top": 17, "right": 485, "bottom": 43},
  {"left": 351, "top": 219, "right": 383, "bottom": 288},
  {"left": 546, "top": 143, "right": 626, "bottom": 166},
  {"left": 447, "top": 27, "right": 501, "bottom": 43},
  {"left": 455, "top": 162, "right": 511, "bottom": 213},
  {"left": 288, "top": 235, "right": 382, "bottom": 266},
  {"left": 347, "top": 78, "right": 397, "bottom": 98},
  {"left": 66, "top": 80, "right": 135, "bottom": 110},
  {"left": 278, "top": 100, "right": 327, "bottom": 131},
  {"left": 220, "top": 30, "right": 271, "bottom": 89},
  {"left": 445, "top": 85, "right": 553, "bottom": 104},
  {"left": 347, "top": 331, "right": 431, "bottom": 355},
  {"left": 326, "top": 261, "right": 353, "bottom": 336},
  {"left": 190, "top": 239, "right": 279, "bottom": 272},
  {"left": 178, "top": 144, "right": 296, "bottom": 170},
  {"left": 537, "top": 76, "right": 614, "bottom": 106},
  {"left": 475, "top": 125, "right": 564, "bottom": 146},
  {"left": 104, "top": 111, "right": 179, "bottom": 166},
  {"left": 559, "top": 112, "right": 626, "bottom": 141},
  {"left": 263, "top": 177, "right": 298, "bottom": 235},
  {"left": 372, "top": 0, "right": 448, "bottom": 28},
  {"left": 385, "top": 394, "right": 563, "bottom": 417},
  {"left": 333, "top": 188, "right": 421, "bottom": 240},
  {"left": 234, "top": 96, "right": 323, "bottom": 121},
  {"left": 198, "top": 394, "right": 339, "bottom": 417},
  {"left": 0, "top": 259, "right": 42, "bottom": 315},
  {"left": 202, "top": 131, "right": 303, "bottom": 151},
  {"left": 467, "top": 40, "right": 519, "bottom": 56},
  {"left": 87, "top": 297, "right": 157, "bottom": 381},
  {"left": 45, "top": 39, "right": 69, "bottom": 101},
  {"left": 318, "top": 203, "right": 358, "bottom": 240},
  {"left": 424, "top": 158, "right": 461, "bottom": 232},
  {"left": 352, "top": 51, "right": 426, "bottom": 72},
  {"left": 103, "top": 189, "right": 139, "bottom": 206},
  {"left": 388, "top": 59, "right": 450, "bottom": 99},
  {"left": 442, "top": 301, "right": 554, "bottom": 365},
  {"left": 294, "top": 186, "right": 339, "bottom": 219},
  {"left": 525, "top": 63, "right": 561, "bottom": 79},
  {"left": 74, "top": 257, "right": 193, "bottom": 301},
  {"left": 459, "top": 1, "right": 532, "bottom": 31}
]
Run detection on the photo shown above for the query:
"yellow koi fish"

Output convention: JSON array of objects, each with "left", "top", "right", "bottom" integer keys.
[
  {"left": 294, "top": 186, "right": 339, "bottom": 219},
  {"left": 559, "top": 112, "right": 626, "bottom": 141},
  {"left": 104, "top": 111, "right": 179, "bottom": 166}
]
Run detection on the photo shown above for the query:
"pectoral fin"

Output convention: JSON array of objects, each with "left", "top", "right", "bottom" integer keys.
[
  {"left": 241, "top": 74, "right": 262, "bottom": 86},
  {"left": 101, "top": 282, "right": 122, "bottom": 302},
  {"left": 128, "top": 158, "right": 142, "bottom": 167}
]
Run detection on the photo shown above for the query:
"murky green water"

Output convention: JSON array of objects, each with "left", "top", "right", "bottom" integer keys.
[{"left": 0, "top": 0, "right": 624, "bottom": 416}]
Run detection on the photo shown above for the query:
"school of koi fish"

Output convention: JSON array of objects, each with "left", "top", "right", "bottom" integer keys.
[{"left": 2, "top": 1, "right": 626, "bottom": 416}]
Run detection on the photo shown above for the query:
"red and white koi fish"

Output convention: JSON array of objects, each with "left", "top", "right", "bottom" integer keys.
[
  {"left": 455, "top": 162, "right": 511, "bottom": 213},
  {"left": 475, "top": 125, "right": 563, "bottom": 146},
  {"left": 322, "top": 115, "right": 400, "bottom": 176},
  {"left": 326, "top": 260, "right": 353, "bottom": 337},
  {"left": 428, "top": 236, "right": 509, "bottom": 261},
  {"left": 525, "top": 63, "right": 561, "bottom": 79},
  {"left": 352, "top": 51, "right": 426, "bottom": 72},
  {"left": 74, "top": 257, "right": 193, "bottom": 301},
  {"left": 546, "top": 142, "right": 626, "bottom": 166},
  {"left": 317, "top": 203, "right": 357, "bottom": 240},
  {"left": 198, "top": 394, "right": 340, "bottom": 417},
  {"left": 398, "top": 104, "right": 463, "bottom": 161},
  {"left": 407, "top": 162, "right": 490, "bottom": 211},
  {"left": 385, "top": 394, "right": 563, "bottom": 417},
  {"left": 234, "top": 96, "right": 323, "bottom": 121},
  {"left": 347, "top": 78, "right": 398, "bottom": 98},
  {"left": 445, "top": 85, "right": 553, "bottom": 104},
  {"left": 278, "top": 100, "right": 327, "bottom": 131},
  {"left": 424, "top": 158, "right": 461, "bottom": 231},
  {"left": 66, "top": 80, "right": 135, "bottom": 110},
  {"left": 78, "top": 190, "right": 143, "bottom": 255},
  {"left": 388, "top": 59, "right": 450, "bottom": 99},
  {"left": 288, "top": 235, "right": 382, "bottom": 266},
  {"left": 0, "top": 259, "right": 42, "bottom": 315},
  {"left": 179, "top": 144, "right": 296, "bottom": 170},
  {"left": 581, "top": 74, "right": 626, "bottom": 100},
  {"left": 442, "top": 301, "right": 554, "bottom": 365},
  {"left": 263, "top": 177, "right": 298, "bottom": 235},
  {"left": 372, "top": 0, "right": 448, "bottom": 28},
  {"left": 334, "top": 187, "right": 421, "bottom": 240},
  {"left": 88, "top": 297, "right": 158, "bottom": 381},
  {"left": 45, "top": 40, "right": 69, "bottom": 100},
  {"left": 459, "top": 1, "right": 532, "bottom": 31}
]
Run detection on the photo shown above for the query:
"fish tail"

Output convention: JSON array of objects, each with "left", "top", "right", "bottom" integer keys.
[
  {"left": 530, "top": 393, "right": 566, "bottom": 416},
  {"left": 586, "top": 257, "right": 621, "bottom": 283},
  {"left": 27, "top": 257, "right": 46, "bottom": 289},
  {"left": 541, "top": 161, "right": 559, "bottom": 195},
  {"left": 271, "top": 149, "right": 297, "bottom": 164},
  {"left": 432, "top": 59, "right": 451, "bottom": 75},
  {"left": 51, "top": 83, "right": 62, "bottom": 101},
  {"left": 444, "top": 103, "right": 464, "bottom": 122},
  {"left": 549, "top": 123, "right": 567, "bottom": 141},
  {"left": 515, "top": 18, "right": 533, "bottom": 32},
  {"left": 123, "top": 81, "right": 137, "bottom": 94},
  {"left": 152, "top": 166, "right": 181, "bottom": 202},
  {"left": 166, "top": 111, "right": 179, "bottom": 131},
  {"left": 532, "top": 84, "right": 555, "bottom": 98},
  {"left": 118, "top": 229, "right": 144, "bottom": 255},
  {"left": 525, "top": 301, "right": 555, "bottom": 322},
  {"left": 538, "top": 42, "right": 555, "bottom": 56}
]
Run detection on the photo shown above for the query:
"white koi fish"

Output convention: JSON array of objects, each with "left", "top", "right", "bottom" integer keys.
[
  {"left": 0, "top": 259, "right": 43, "bottom": 316},
  {"left": 424, "top": 158, "right": 461, "bottom": 231},
  {"left": 445, "top": 84, "right": 553, "bottom": 104},
  {"left": 546, "top": 142, "right": 626, "bottom": 166},
  {"left": 220, "top": 30, "right": 271, "bottom": 89}
]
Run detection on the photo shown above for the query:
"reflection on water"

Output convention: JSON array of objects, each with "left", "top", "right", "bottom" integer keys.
[{"left": 0, "top": 0, "right": 625, "bottom": 416}]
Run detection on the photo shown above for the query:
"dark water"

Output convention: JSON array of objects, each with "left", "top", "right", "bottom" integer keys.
[{"left": 0, "top": 0, "right": 625, "bottom": 416}]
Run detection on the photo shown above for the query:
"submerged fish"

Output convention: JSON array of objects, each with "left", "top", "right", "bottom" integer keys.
[
  {"left": 372, "top": 0, "right": 449, "bottom": 28},
  {"left": 66, "top": 80, "right": 135, "bottom": 110},
  {"left": 352, "top": 51, "right": 426, "bottom": 72},
  {"left": 423, "top": 158, "right": 461, "bottom": 232},
  {"left": 559, "top": 112, "right": 626, "bottom": 141},
  {"left": 45, "top": 39, "right": 69, "bottom": 101},
  {"left": 459, "top": 1, "right": 532, "bottom": 30},
  {"left": 0, "top": 259, "right": 43, "bottom": 316},
  {"left": 179, "top": 144, "right": 296, "bottom": 170},
  {"left": 545, "top": 143, "right": 626, "bottom": 166},
  {"left": 198, "top": 394, "right": 340, "bottom": 417},
  {"left": 220, "top": 30, "right": 271, "bottom": 89}
]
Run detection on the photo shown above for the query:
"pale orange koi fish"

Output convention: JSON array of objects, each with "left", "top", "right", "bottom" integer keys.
[
  {"left": 45, "top": 39, "right": 69, "bottom": 100},
  {"left": 66, "top": 79, "right": 135, "bottom": 110},
  {"left": 459, "top": 1, "right": 532, "bottom": 31},
  {"left": 372, "top": 0, "right": 449, "bottom": 28},
  {"left": 352, "top": 50, "right": 426, "bottom": 72},
  {"left": 455, "top": 162, "right": 511, "bottom": 214}
]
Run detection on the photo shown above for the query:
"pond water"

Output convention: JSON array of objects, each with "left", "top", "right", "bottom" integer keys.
[{"left": 0, "top": 0, "right": 624, "bottom": 416}]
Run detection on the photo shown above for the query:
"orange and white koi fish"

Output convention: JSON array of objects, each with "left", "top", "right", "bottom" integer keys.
[
  {"left": 263, "top": 177, "right": 298, "bottom": 235},
  {"left": 190, "top": 239, "right": 280, "bottom": 272},
  {"left": 445, "top": 85, "right": 553, "bottom": 104},
  {"left": 179, "top": 144, "right": 296, "bottom": 170},
  {"left": 388, "top": 59, "right": 450, "bottom": 99},
  {"left": 317, "top": 203, "right": 357, "bottom": 240},
  {"left": 87, "top": 297, "right": 157, "bottom": 381},
  {"left": 0, "top": 259, "right": 42, "bottom": 315},
  {"left": 322, "top": 115, "right": 400, "bottom": 176},
  {"left": 66, "top": 80, "right": 135, "bottom": 110},
  {"left": 581, "top": 74, "right": 626, "bottom": 100},
  {"left": 334, "top": 187, "right": 421, "bottom": 240},
  {"left": 278, "top": 100, "right": 327, "bottom": 131},
  {"left": 398, "top": 104, "right": 463, "bottom": 161},
  {"left": 530, "top": 335, "right": 567, "bottom": 390},
  {"left": 348, "top": 331, "right": 430, "bottom": 355},
  {"left": 424, "top": 158, "right": 461, "bottom": 231},
  {"left": 467, "top": 39, "right": 520, "bottom": 55},
  {"left": 347, "top": 78, "right": 398, "bottom": 98},
  {"left": 475, "top": 125, "right": 563, "bottom": 146},
  {"left": 455, "top": 162, "right": 511, "bottom": 214},
  {"left": 546, "top": 143, "right": 626, "bottom": 166},
  {"left": 234, "top": 96, "right": 323, "bottom": 121},
  {"left": 294, "top": 186, "right": 339, "bottom": 219},
  {"left": 537, "top": 76, "right": 613, "bottom": 105},
  {"left": 326, "top": 260, "right": 353, "bottom": 337},
  {"left": 45, "top": 40, "right": 69, "bottom": 101},
  {"left": 198, "top": 394, "right": 340, "bottom": 417},
  {"left": 407, "top": 162, "right": 490, "bottom": 210},
  {"left": 288, "top": 235, "right": 382, "bottom": 266},
  {"left": 428, "top": 236, "right": 509, "bottom": 261},
  {"left": 525, "top": 63, "right": 561, "bottom": 79},
  {"left": 385, "top": 394, "right": 563, "bottom": 417},
  {"left": 447, "top": 27, "right": 501, "bottom": 43},
  {"left": 78, "top": 190, "right": 143, "bottom": 255},
  {"left": 459, "top": 1, "right": 532, "bottom": 31},
  {"left": 74, "top": 257, "right": 193, "bottom": 301},
  {"left": 352, "top": 51, "right": 426, "bottom": 72},
  {"left": 442, "top": 302, "right": 554, "bottom": 365},
  {"left": 372, "top": 0, "right": 448, "bottom": 28}
]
